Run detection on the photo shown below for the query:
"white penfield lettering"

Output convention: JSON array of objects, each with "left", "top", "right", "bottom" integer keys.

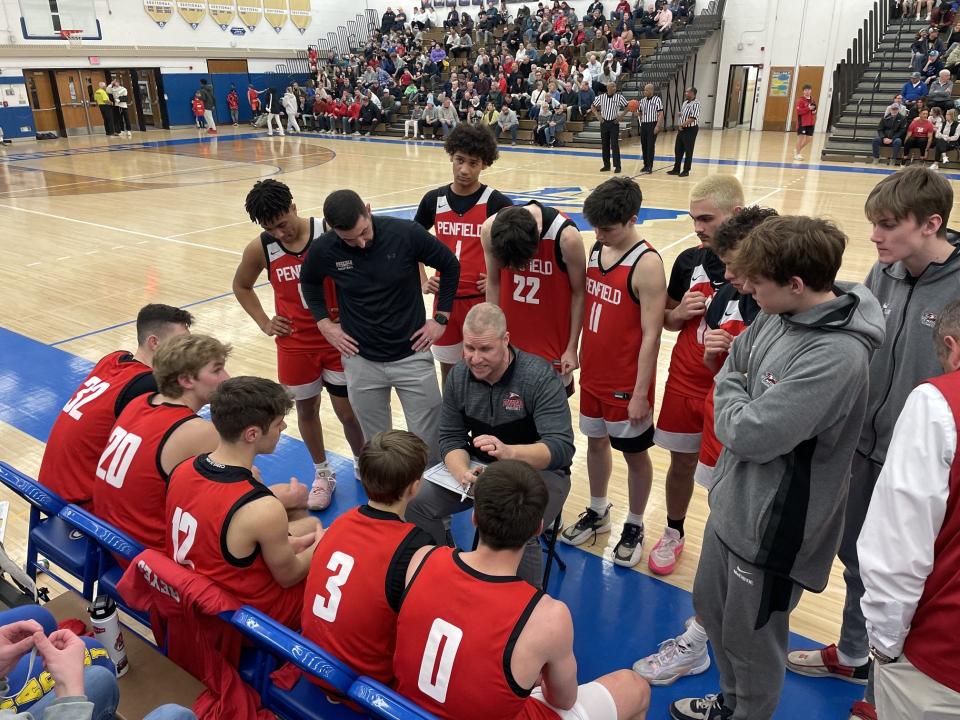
[
  {"left": 275, "top": 265, "right": 302, "bottom": 282},
  {"left": 522, "top": 258, "right": 553, "bottom": 275},
  {"left": 586, "top": 277, "right": 622, "bottom": 305},
  {"left": 436, "top": 221, "right": 482, "bottom": 239}
]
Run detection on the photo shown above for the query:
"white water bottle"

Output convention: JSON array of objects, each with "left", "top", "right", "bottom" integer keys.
[{"left": 88, "top": 594, "right": 129, "bottom": 677}]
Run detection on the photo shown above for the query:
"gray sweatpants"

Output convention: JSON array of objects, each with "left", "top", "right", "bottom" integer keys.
[
  {"left": 693, "top": 522, "right": 804, "bottom": 720},
  {"left": 342, "top": 352, "right": 442, "bottom": 464},
  {"left": 405, "top": 467, "right": 570, "bottom": 588},
  {"left": 837, "top": 452, "right": 884, "bottom": 662}
]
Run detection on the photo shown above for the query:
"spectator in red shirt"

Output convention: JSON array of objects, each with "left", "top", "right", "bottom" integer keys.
[
  {"left": 905, "top": 108, "right": 936, "bottom": 163},
  {"left": 341, "top": 97, "right": 361, "bottom": 134},
  {"left": 191, "top": 93, "right": 206, "bottom": 129},
  {"left": 328, "top": 98, "right": 346, "bottom": 134},
  {"left": 793, "top": 84, "right": 817, "bottom": 161},
  {"left": 227, "top": 84, "right": 240, "bottom": 126},
  {"left": 247, "top": 84, "right": 263, "bottom": 121}
]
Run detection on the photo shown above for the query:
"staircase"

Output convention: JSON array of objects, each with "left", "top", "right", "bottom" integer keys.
[
  {"left": 822, "top": 13, "right": 930, "bottom": 160},
  {"left": 569, "top": 4, "right": 725, "bottom": 148}
]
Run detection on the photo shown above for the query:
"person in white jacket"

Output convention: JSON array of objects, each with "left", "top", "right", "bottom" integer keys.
[
  {"left": 859, "top": 298, "right": 960, "bottom": 719},
  {"left": 109, "top": 79, "right": 132, "bottom": 138},
  {"left": 262, "top": 88, "right": 284, "bottom": 136},
  {"left": 281, "top": 88, "right": 300, "bottom": 133},
  {"left": 931, "top": 106, "right": 960, "bottom": 168}
]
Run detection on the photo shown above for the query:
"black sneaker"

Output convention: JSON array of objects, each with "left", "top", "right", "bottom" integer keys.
[
  {"left": 670, "top": 693, "right": 732, "bottom": 720},
  {"left": 559, "top": 506, "right": 611, "bottom": 546},
  {"left": 614, "top": 167, "right": 622, "bottom": 173},
  {"left": 599, "top": 166, "right": 611, "bottom": 172},
  {"left": 612, "top": 522, "right": 644, "bottom": 567},
  {"left": 667, "top": 169, "right": 681, "bottom": 175}
]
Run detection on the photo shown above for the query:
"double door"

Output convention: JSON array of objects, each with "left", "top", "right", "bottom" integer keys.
[{"left": 53, "top": 69, "right": 110, "bottom": 135}]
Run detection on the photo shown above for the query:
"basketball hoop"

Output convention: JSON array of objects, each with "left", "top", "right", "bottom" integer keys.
[{"left": 59, "top": 29, "right": 82, "bottom": 47}]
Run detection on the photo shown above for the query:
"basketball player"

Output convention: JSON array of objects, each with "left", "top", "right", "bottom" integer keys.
[
  {"left": 481, "top": 202, "right": 586, "bottom": 395},
  {"left": 38, "top": 304, "right": 192, "bottom": 507},
  {"left": 395, "top": 460, "right": 650, "bottom": 720},
  {"left": 300, "top": 430, "right": 433, "bottom": 689},
  {"left": 92, "top": 334, "right": 230, "bottom": 551},
  {"left": 787, "top": 168, "right": 960, "bottom": 719},
  {"left": 559, "top": 178, "right": 667, "bottom": 569},
  {"left": 414, "top": 123, "right": 513, "bottom": 383},
  {"left": 165, "top": 376, "right": 321, "bottom": 629},
  {"left": 235, "top": 179, "right": 365, "bottom": 511},
  {"left": 632, "top": 207, "right": 775, "bottom": 687},
  {"left": 650, "top": 176, "right": 743, "bottom": 577}
]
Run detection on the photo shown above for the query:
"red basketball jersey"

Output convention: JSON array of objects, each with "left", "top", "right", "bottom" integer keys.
[
  {"left": 93, "top": 394, "right": 197, "bottom": 550},
  {"left": 499, "top": 203, "right": 576, "bottom": 369},
  {"left": 301, "top": 506, "right": 426, "bottom": 686},
  {"left": 165, "top": 454, "right": 304, "bottom": 628},
  {"left": 665, "top": 246, "right": 727, "bottom": 400},
  {"left": 39, "top": 351, "right": 152, "bottom": 504},
  {"left": 263, "top": 217, "right": 339, "bottom": 352},
  {"left": 433, "top": 186, "right": 495, "bottom": 299},
  {"left": 394, "top": 547, "right": 559, "bottom": 720},
  {"left": 579, "top": 240, "right": 658, "bottom": 404}
]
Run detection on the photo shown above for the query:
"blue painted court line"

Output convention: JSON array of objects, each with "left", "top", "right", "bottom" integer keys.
[
  {"left": 11, "top": 128, "right": 954, "bottom": 182},
  {"left": 48, "top": 282, "right": 269, "bottom": 347},
  {"left": 0, "top": 324, "right": 861, "bottom": 718}
]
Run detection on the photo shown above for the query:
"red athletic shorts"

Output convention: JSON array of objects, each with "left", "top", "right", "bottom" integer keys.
[
  {"left": 277, "top": 344, "right": 347, "bottom": 401},
  {"left": 654, "top": 384, "right": 706, "bottom": 454},
  {"left": 695, "top": 384, "right": 722, "bottom": 488},
  {"left": 578, "top": 388, "right": 654, "bottom": 454},
  {"left": 431, "top": 295, "right": 485, "bottom": 364}
]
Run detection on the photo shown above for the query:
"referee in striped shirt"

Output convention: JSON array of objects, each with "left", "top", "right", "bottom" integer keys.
[
  {"left": 637, "top": 84, "right": 664, "bottom": 174},
  {"left": 591, "top": 82, "right": 629, "bottom": 173},
  {"left": 668, "top": 87, "right": 701, "bottom": 177}
]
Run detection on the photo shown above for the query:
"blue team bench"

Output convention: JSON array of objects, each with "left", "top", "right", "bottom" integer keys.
[{"left": 0, "top": 461, "right": 439, "bottom": 720}]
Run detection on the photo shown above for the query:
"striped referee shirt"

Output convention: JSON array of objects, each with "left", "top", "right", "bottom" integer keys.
[
  {"left": 679, "top": 99, "right": 701, "bottom": 127},
  {"left": 593, "top": 92, "right": 628, "bottom": 120},
  {"left": 638, "top": 95, "right": 664, "bottom": 123}
]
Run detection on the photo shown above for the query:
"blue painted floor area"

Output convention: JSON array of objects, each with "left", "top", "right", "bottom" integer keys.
[{"left": 0, "top": 325, "right": 862, "bottom": 717}]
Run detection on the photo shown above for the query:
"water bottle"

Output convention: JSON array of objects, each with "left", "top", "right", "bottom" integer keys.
[{"left": 88, "top": 594, "right": 129, "bottom": 677}]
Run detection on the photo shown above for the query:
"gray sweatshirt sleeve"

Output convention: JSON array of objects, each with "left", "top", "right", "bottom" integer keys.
[
  {"left": 714, "top": 337, "right": 868, "bottom": 465},
  {"left": 528, "top": 366, "right": 575, "bottom": 470},
  {"left": 438, "top": 367, "right": 471, "bottom": 459},
  {"left": 0, "top": 696, "right": 94, "bottom": 720}
]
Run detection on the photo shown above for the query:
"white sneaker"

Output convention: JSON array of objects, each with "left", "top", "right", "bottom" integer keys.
[
  {"left": 648, "top": 527, "right": 685, "bottom": 575},
  {"left": 930, "top": 162, "right": 939, "bottom": 170},
  {"left": 126, "top": 131, "right": 132, "bottom": 138},
  {"left": 633, "top": 636, "right": 711, "bottom": 686},
  {"left": 794, "top": 153, "right": 803, "bottom": 160},
  {"left": 943, "top": 154, "right": 949, "bottom": 164},
  {"left": 612, "top": 522, "right": 644, "bottom": 567},
  {"left": 308, "top": 467, "right": 337, "bottom": 511}
]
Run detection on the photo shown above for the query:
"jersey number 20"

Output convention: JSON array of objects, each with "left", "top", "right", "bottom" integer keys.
[
  {"left": 312, "top": 551, "right": 355, "bottom": 622},
  {"left": 96, "top": 427, "right": 142, "bottom": 488}
]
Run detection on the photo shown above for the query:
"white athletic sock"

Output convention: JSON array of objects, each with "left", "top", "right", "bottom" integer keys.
[
  {"left": 624, "top": 511, "right": 644, "bottom": 527},
  {"left": 836, "top": 648, "right": 869, "bottom": 667},
  {"left": 314, "top": 461, "right": 330, "bottom": 473},
  {"left": 589, "top": 496, "right": 609, "bottom": 515},
  {"left": 679, "top": 618, "right": 708, "bottom": 650}
]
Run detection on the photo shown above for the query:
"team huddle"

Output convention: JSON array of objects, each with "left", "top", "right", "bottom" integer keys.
[{"left": 36, "top": 121, "right": 960, "bottom": 720}]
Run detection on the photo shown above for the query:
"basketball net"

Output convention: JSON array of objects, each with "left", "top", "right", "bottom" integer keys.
[{"left": 59, "top": 29, "right": 82, "bottom": 47}]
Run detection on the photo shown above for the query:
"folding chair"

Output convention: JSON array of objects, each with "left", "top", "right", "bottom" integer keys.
[
  {"left": 0, "top": 462, "right": 96, "bottom": 599},
  {"left": 230, "top": 605, "right": 359, "bottom": 720},
  {"left": 348, "top": 676, "right": 441, "bottom": 720},
  {"left": 57, "top": 504, "right": 149, "bottom": 626}
]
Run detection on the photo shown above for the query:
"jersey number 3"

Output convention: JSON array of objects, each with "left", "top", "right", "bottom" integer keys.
[{"left": 312, "top": 551, "right": 355, "bottom": 622}]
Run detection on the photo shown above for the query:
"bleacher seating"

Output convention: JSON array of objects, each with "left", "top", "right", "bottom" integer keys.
[{"left": 348, "top": 677, "right": 441, "bottom": 720}]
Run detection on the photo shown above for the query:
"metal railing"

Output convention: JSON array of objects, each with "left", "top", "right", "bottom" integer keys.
[{"left": 828, "top": 0, "right": 890, "bottom": 128}]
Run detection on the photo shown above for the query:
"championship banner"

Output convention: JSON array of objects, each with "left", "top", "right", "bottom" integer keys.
[
  {"left": 144, "top": 0, "right": 174, "bottom": 27},
  {"left": 237, "top": 0, "right": 262, "bottom": 31},
  {"left": 263, "top": 0, "right": 288, "bottom": 33},
  {"left": 288, "top": 0, "right": 311, "bottom": 34},
  {"left": 176, "top": 0, "right": 206, "bottom": 28},
  {"left": 208, "top": 0, "right": 236, "bottom": 29}
]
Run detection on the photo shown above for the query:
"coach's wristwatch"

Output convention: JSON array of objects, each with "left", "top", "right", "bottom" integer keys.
[
  {"left": 869, "top": 646, "right": 897, "bottom": 665},
  {"left": 433, "top": 313, "right": 449, "bottom": 326}
]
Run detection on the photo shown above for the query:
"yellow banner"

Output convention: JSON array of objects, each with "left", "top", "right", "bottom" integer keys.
[
  {"left": 288, "top": 0, "right": 310, "bottom": 34},
  {"left": 208, "top": 0, "right": 235, "bottom": 29},
  {"left": 263, "top": 0, "right": 287, "bottom": 33},
  {"left": 144, "top": 0, "right": 174, "bottom": 27},
  {"left": 237, "top": 0, "right": 261, "bottom": 30},
  {"left": 176, "top": 0, "right": 206, "bottom": 28}
]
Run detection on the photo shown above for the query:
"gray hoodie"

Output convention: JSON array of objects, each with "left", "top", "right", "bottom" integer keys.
[
  {"left": 710, "top": 283, "right": 885, "bottom": 591},
  {"left": 858, "top": 244, "right": 960, "bottom": 464}
]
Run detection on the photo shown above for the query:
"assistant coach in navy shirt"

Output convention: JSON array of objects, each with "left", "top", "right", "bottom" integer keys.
[{"left": 300, "top": 189, "right": 460, "bottom": 462}]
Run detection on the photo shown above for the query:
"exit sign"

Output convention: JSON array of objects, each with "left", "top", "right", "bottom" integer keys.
[{"left": 88, "top": 56, "right": 100, "bottom": 65}]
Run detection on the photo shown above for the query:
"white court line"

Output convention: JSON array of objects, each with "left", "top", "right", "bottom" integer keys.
[{"left": 0, "top": 204, "right": 241, "bottom": 256}]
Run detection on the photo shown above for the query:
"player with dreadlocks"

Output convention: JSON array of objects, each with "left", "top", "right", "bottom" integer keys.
[{"left": 233, "top": 179, "right": 365, "bottom": 510}]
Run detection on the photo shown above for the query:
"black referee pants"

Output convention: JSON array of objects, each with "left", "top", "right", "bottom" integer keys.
[
  {"left": 640, "top": 121, "right": 658, "bottom": 170},
  {"left": 600, "top": 119, "right": 621, "bottom": 170},
  {"left": 673, "top": 126, "right": 699, "bottom": 173}
]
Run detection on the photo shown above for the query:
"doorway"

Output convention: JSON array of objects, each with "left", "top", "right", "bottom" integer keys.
[
  {"left": 132, "top": 69, "right": 164, "bottom": 129},
  {"left": 724, "top": 65, "right": 760, "bottom": 129},
  {"left": 53, "top": 68, "right": 109, "bottom": 135},
  {"left": 24, "top": 70, "right": 60, "bottom": 134}
]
